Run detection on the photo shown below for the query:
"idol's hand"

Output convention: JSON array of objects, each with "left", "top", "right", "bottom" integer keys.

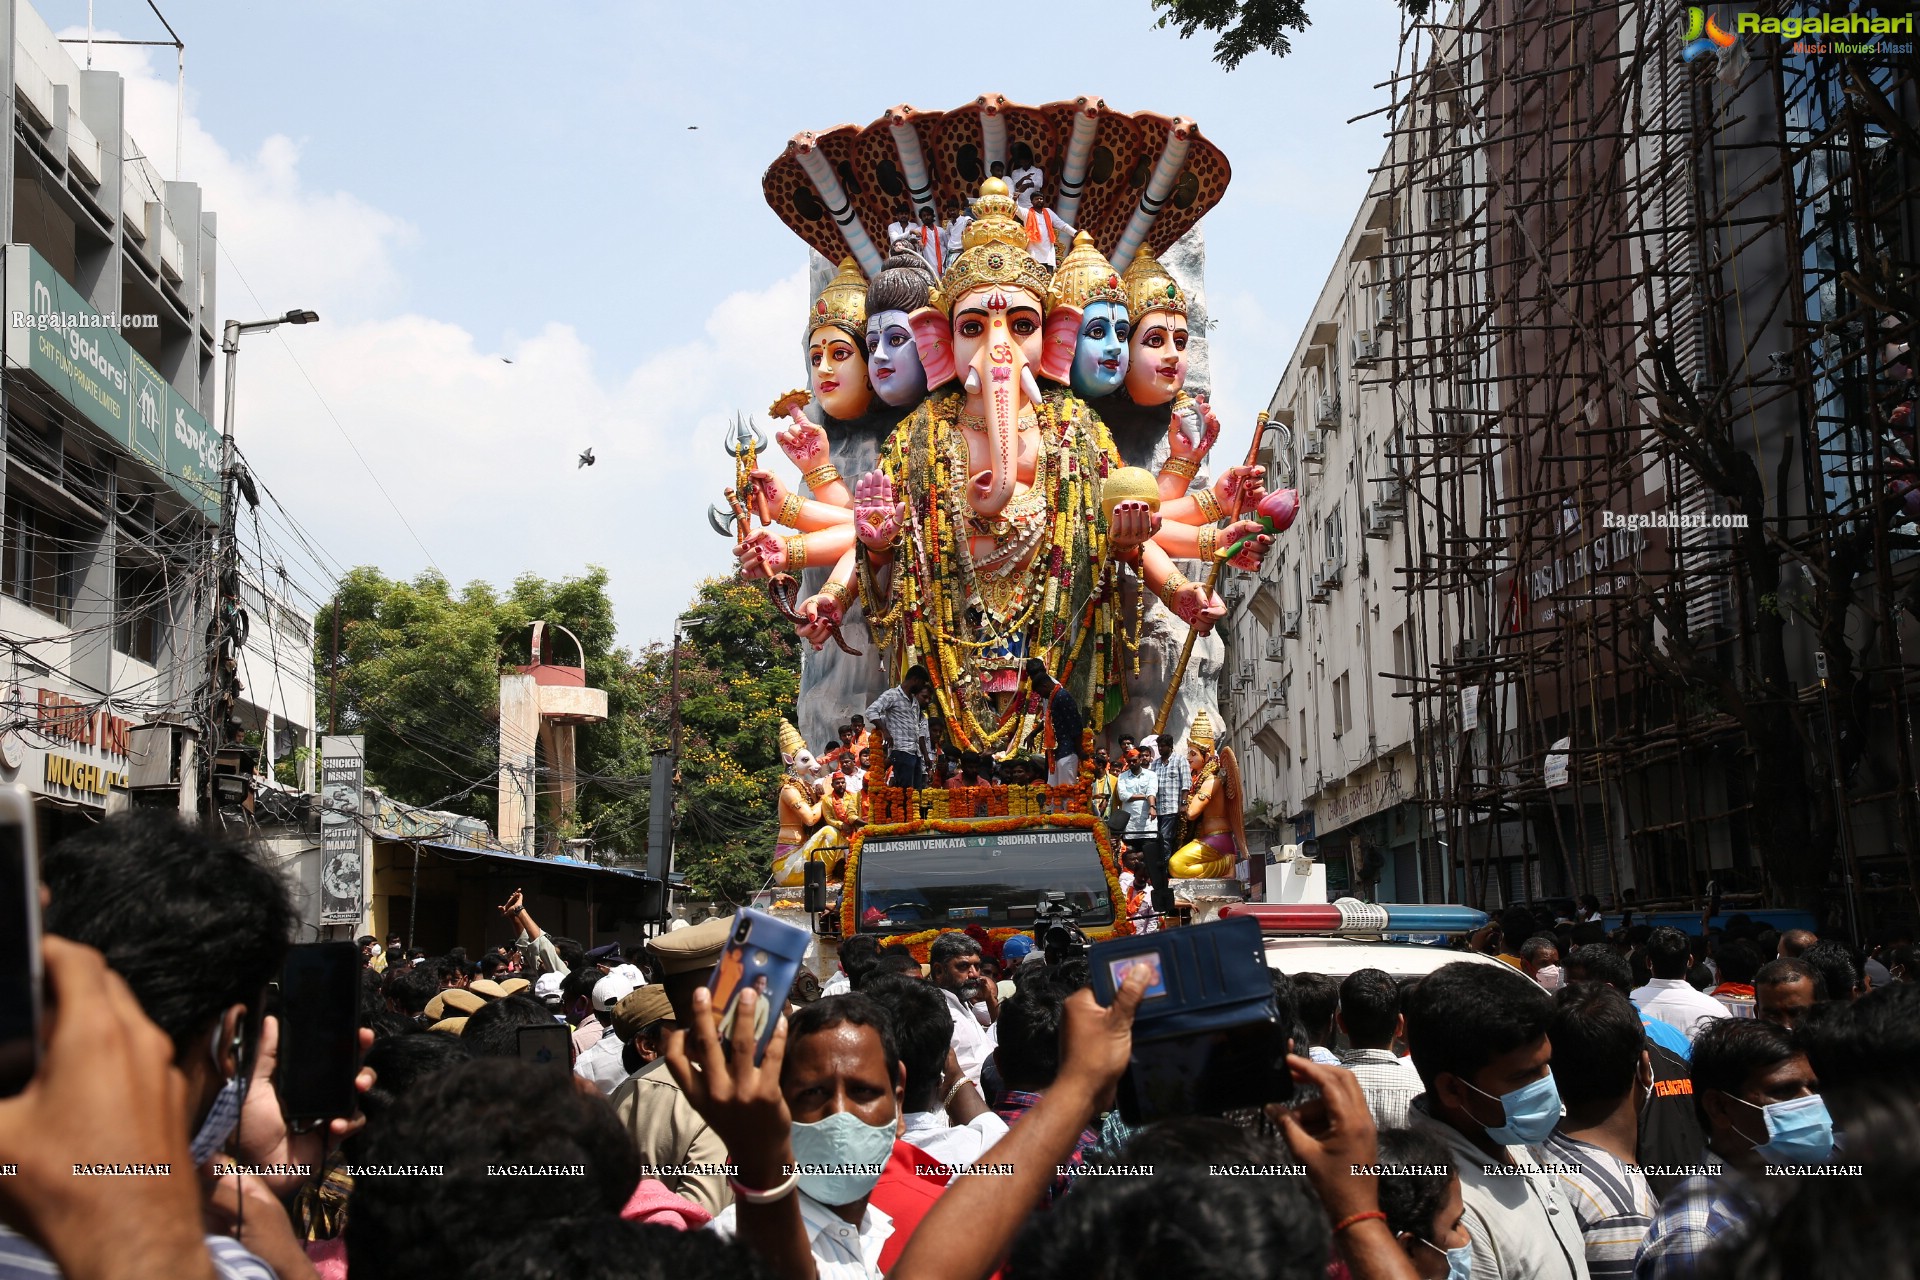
[
  {"left": 776, "top": 416, "right": 829, "bottom": 468},
  {"left": 1167, "top": 392, "right": 1219, "bottom": 462},
  {"left": 1171, "top": 582, "right": 1227, "bottom": 635},
  {"left": 735, "top": 531, "right": 785, "bottom": 579},
  {"left": 748, "top": 470, "right": 791, "bottom": 520},
  {"left": 853, "top": 471, "right": 904, "bottom": 550},
  {"left": 797, "top": 592, "right": 844, "bottom": 650},
  {"left": 1109, "top": 500, "right": 1162, "bottom": 551},
  {"left": 1214, "top": 464, "right": 1266, "bottom": 518},
  {"left": 1221, "top": 520, "right": 1274, "bottom": 572}
]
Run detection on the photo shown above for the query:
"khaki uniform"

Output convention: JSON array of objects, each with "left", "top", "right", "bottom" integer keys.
[{"left": 609, "top": 1055, "right": 732, "bottom": 1217}]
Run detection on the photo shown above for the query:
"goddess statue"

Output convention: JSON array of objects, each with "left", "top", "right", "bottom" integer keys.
[{"left": 1168, "top": 710, "right": 1247, "bottom": 880}]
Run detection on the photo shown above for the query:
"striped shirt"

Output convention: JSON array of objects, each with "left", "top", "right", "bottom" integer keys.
[
  {"left": 1152, "top": 751, "right": 1190, "bottom": 816},
  {"left": 0, "top": 1223, "right": 278, "bottom": 1280},
  {"left": 1541, "top": 1131, "right": 1656, "bottom": 1280},
  {"left": 865, "top": 687, "right": 932, "bottom": 764}
]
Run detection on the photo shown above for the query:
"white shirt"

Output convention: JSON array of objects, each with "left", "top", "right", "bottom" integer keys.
[
  {"left": 821, "top": 969, "right": 851, "bottom": 997},
  {"left": 1632, "top": 977, "right": 1728, "bottom": 1041},
  {"left": 939, "top": 984, "right": 997, "bottom": 1087},
  {"left": 1338, "top": 1047, "right": 1426, "bottom": 1131},
  {"left": 902, "top": 1108, "right": 1011, "bottom": 1168},
  {"left": 574, "top": 1031, "right": 633, "bottom": 1094},
  {"left": 714, "top": 1192, "right": 893, "bottom": 1280}
]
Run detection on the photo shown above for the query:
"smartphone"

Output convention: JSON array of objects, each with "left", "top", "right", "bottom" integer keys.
[
  {"left": 517, "top": 1022, "right": 572, "bottom": 1069},
  {"left": 0, "top": 786, "right": 42, "bottom": 1098},
  {"left": 1090, "top": 914, "right": 1291, "bottom": 1123},
  {"left": 277, "top": 942, "right": 362, "bottom": 1123},
  {"left": 709, "top": 907, "right": 810, "bottom": 1064}
]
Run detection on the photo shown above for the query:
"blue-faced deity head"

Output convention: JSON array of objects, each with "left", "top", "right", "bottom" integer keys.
[
  {"left": 1070, "top": 302, "right": 1131, "bottom": 399},
  {"left": 864, "top": 249, "right": 938, "bottom": 408}
]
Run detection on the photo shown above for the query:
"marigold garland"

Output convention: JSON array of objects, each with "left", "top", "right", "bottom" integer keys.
[{"left": 839, "top": 811, "right": 1134, "bottom": 946}]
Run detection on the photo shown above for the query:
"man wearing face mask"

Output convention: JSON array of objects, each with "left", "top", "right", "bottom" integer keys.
[
  {"left": 22, "top": 812, "right": 307, "bottom": 1280},
  {"left": 1539, "top": 984, "right": 1657, "bottom": 1279},
  {"left": 1405, "top": 961, "right": 1592, "bottom": 1280},
  {"left": 706, "top": 994, "right": 907, "bottom": 1278},
  {"left": 1634, "top": 1019, "right": 1830, "bottom": 1280}
]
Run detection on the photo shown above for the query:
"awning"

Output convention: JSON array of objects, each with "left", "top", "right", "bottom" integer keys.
[{"left": 395, "top": 839, "right": 661, "bottom": 888}]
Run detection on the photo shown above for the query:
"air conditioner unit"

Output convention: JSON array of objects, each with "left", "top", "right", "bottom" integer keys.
[
  {"left": 1308, "top": 574, "right": 1331, "bottom": 604},
  {"left": 1281, "top": 609, "right": 1301, "bottom": 638},
  {"left": 1434, "top": 412, "right": 1471, "bottom": 453},
  {"left": 1351, "top": 333, "right": 1381, "bottom": 369},
  {"left": 1266, "top": 679, "right": 1284, "bottom": 704},
  {"left": 1240, "top": 660, "right": 1257, "bottom": 683},
  {"left": 1364, "top": 502, "right": 1394, "bottom": 538},
  {"left": 1427, "top": 186, "right": 1462, "bottom": 229},
  {"left": 1265, "top": 636, "right": 1284, "bottom": 660},
  {"left": 1377, "top": 476, "right": 1407, "bottom": 512},
  {"left": 1453, "top": 637, "right": 1490, "bottom": 661},
  {"left": 1318, "top": 558, "right": 1343, "bottom": 590},
  {"left": 1302, "top": 432, "right": 1327, "bottom": 462},
  {"left": 126, "top": 722, "right": 197, "bottom": 791},
  {"left": 1376, "top": 283, "right": 1403, "bottom": 326},
  {"left": 1315, "top": 393, "right": 1341, "bottom": 429}
]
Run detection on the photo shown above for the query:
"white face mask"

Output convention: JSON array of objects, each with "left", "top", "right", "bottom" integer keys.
[{"left": 190, "top": 1023, "right": 245, "bottom": 1165}]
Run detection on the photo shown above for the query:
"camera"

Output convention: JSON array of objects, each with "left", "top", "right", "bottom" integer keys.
[{"left": 1035, "top": 891, "right": 1090, "bottom": 966}]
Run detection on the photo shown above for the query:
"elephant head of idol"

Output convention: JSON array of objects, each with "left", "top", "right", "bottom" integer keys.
[
  {"left": 1042, "top": 232, "right": 1131, "bottom": 400},
  {"left": 806, "top": 257, "right": 874, "bottom": 422},
  {"left": 1121, "top": 245, "right": 1190, "bottom": 408},
  {"left": 931, "top": 178, "right": 1051, "bottom": 518}
]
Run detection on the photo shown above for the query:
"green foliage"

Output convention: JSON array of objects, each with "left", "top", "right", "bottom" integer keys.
[
  {"left": 314, "top": 569, "right": 801, "bottom": 908},
  {"left": 1150, "top": 0, "right": 1428, "bottom": 69}
]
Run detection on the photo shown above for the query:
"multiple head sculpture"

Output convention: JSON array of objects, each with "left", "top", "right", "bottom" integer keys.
[{"left": 725, "top": 96, "right": 1292, "bottom": 813}]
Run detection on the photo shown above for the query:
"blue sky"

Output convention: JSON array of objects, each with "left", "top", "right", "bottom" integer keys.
[{"left": 51, "top": 0, "right": 1407, "bottom": 648}]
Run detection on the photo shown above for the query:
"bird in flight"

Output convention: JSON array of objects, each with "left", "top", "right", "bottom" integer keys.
[{"left": 578, "top": 448, "right": 596, "bottom": 469}]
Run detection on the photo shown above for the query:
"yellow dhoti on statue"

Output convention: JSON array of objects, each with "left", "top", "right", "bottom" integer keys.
[{"left": 1170, "top": 829, "right": 1238, "bottom": 879}]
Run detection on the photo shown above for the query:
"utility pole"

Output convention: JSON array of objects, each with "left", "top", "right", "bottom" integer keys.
[
  {"left": 205, "top": 310, "right": 319, "bottom": 819},
  {"left": 328, "top": 590, "right": 341, "bottom": 735}
]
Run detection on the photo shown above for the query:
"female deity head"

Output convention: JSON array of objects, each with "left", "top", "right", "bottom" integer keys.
[
  {"left": 806, "top": 258, "right": 874, "bottom": 421},
  {"left": 1041, "top": 233, "right": 1131, "bottom": 399},
  {"left": 1121, "top": 246, "right": 1191, "bottom": 407},
  {"left": 864, "top": 249, "right": 938, "bottom": 408}
]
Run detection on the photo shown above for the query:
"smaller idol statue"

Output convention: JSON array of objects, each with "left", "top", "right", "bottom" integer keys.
[
  {"left": 774, "top": 719, "right": 829, "bottom": 887},
  {"left": 1169, "top": 711, "right": 1248, "bottom": 880}
]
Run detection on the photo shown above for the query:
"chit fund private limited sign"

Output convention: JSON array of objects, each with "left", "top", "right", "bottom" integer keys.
[{"left": 1, "top": 244, "right": 220, "bottom": 517}]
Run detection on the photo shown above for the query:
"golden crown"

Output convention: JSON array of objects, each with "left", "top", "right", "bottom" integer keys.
[
  {"left": 930, "top": 179, "right": 1052, "bottom": 317},
  {"left": 1123, "top": 245, "right": 1187, "bottom": 319},
  {"left": 778, "top": 718, "right": 807, "bottom": 759},
  {"left": 1046, "top": 233, "right": 1129, "bottom": 315},
  {"left": 1188, "top": 709, "right": 1216, "bottom": 750},
  {"left": 808, "top": 257, "right": 868, "bottom": 343}
]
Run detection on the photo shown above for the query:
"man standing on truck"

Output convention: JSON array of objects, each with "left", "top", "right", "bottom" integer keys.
[
  {"left": 1116, "top": 750, "right": 1159, "bottom": 887},
  {"left": 1025, "top": 657, "right": 1083, "bottom": 785},
  {"left": 867, "top": 665, "right": 935, "bottom": 789}
]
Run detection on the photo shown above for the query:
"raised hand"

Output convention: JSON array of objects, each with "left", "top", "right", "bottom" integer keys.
[
  {"left": 775, "top": 415, "right": 829, "bottom": 469},
  {"left": 853, "top": 470, "right": 904, "bottom": 550},
  {"left": 1171, "top": 581, "right": 1228, "bottom": 635},
  {"left": 664, "top": 986, "right": 793, "bottom": 1178},
  {"left": 1221, "top": 519, "right": 1275, "bottom": 571},
  {"left": 1109, "top": 499, "right": 1163, "bottom": 550},
  {"left": 1214, "top": 463, "right": 1266, "bottom": 518},
  {"left": 232, "top": 1015, "right": 377, "bottom": 1196},
  {"left": 1167, "top": 391, "right": 1219, "bottom": 462},
  {"left": 734, "top": 530, "right": 786, "bottom": 579}
]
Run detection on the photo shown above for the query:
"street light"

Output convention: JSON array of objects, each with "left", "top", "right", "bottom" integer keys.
[{"left": 207, "top": 310, "right": 319, "bottom": 818}]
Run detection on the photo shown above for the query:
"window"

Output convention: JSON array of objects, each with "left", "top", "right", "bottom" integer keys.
[
  {"left": 1391, "top": 624, "right": 1409, "bottom": 696},
  {"left": 1333, "top": 673, "right": 1351, "bottom": 737},
  {"left": 115, "top": 556, "right": 166, "bottom": 663},
  {"left": 2, "top": 495, "right": 78, "bottom": 622}
]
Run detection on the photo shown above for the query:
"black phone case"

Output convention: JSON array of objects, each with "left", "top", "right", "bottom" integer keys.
[{"left": 1090, "top": 914, "right": 1288, "bottom": 1122}]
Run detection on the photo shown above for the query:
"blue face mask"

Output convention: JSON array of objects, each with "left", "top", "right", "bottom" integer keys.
[
  {"left": 789, "top": 1105, "right": 898, "bottom": 1205},
  {"left": 1465, "top": 1072, "right": 1563, "bottom": 1146},
  {"left": 1735, "top": 1093, "right": 1834, "bottom": 1165},
  {"left": 1418, "top": 1237, "right": 1473, "bottom": 1280}
]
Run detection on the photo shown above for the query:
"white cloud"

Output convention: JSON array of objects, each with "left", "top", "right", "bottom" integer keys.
[{"left": 78, "top": 28, "right": 805, "bottom": 648}]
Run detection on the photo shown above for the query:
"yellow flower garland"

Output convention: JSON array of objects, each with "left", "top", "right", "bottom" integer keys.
[{"left": 838, "top": 812, "right": 1135, "bottom": 950}]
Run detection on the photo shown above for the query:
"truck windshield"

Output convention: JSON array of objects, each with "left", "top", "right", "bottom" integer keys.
[{"left": 854, "top": 826, "right": 1115, "bottom": 933}]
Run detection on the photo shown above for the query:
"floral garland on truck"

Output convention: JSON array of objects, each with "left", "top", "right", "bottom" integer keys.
[{"left": 839, "top": 812, "right": 1134, "bottom": 959}]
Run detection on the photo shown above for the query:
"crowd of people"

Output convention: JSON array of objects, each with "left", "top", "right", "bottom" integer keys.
[{"left": 1, "top": 812, "right": 1914, "bottom": 1280}]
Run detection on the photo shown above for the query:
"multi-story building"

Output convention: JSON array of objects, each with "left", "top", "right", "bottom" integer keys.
[{"left": 0, "top": 1, "right": 316, "bottom": 840}]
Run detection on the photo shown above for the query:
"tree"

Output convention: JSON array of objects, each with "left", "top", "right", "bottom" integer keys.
[{"left": 1150, "top": 0, "right": 1427, "bottom": 70}]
